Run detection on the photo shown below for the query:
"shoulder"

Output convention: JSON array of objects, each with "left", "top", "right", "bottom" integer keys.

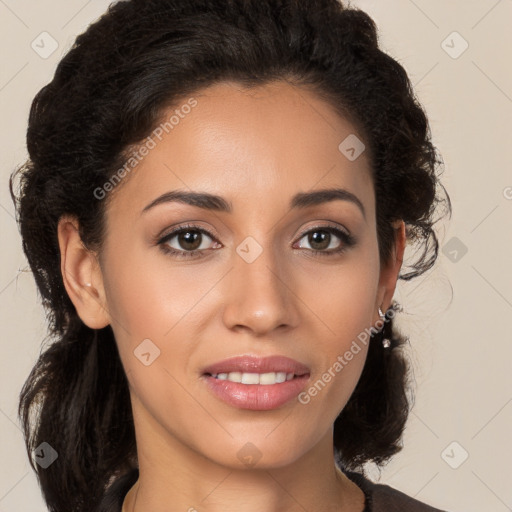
[
  {"left": 96, "top": 467, "right": 139, "bottom": 512},
  {"left": 344, "top": 470, "right": 450, "bottom": 512}
]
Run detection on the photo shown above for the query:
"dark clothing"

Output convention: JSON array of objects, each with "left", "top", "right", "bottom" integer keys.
[
  {"left": 98, "top": 467, "right": 448, "bottom": 512},
  {"left": 344, "top": 470, "right": 448, "bottom": 512}
]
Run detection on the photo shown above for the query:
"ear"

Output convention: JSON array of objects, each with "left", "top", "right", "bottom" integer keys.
[
  {"left": 57, "top": 215, "right": 110, "bottom": 329},
  {"left": 375, "top": 219, "right": 406, "bottom": 314}
]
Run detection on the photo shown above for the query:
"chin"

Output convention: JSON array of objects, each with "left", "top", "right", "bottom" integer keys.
[{"left": 202, "top": 436, "right": 310, "bottom": 471}]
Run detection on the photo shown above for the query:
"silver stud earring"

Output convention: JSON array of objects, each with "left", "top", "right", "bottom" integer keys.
[{"left": 378, "top": 306, "right": 391, "bottom": 348}]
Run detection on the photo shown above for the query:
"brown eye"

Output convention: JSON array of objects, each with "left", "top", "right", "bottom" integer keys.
[
  {"left": 296, "top": 227, "right": 348, "bottom": 252},
  {"left": 158, "top": 224, "right": 220, "bottom": 259},
  {"left": 306, "top": 230, "right": 334, "bottom": 251},
  {"left": 293, "top": 225, "right": 356, "bottom": 257},
  {"left": 175, "top": 230, "right": 204, "bottom": 251}
]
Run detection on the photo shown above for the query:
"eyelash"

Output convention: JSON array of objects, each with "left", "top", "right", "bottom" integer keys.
[{"left": 156, "top": 223, "right": 356, "bottom": 260}]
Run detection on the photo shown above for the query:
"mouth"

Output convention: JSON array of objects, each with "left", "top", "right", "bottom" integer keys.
[
  {"left": 204, "top": 371, "right": 301, "bottom": 385},
  {"left": 201, "top": 355, "right": 311, "bottom": 410},
  {"left": 201, "top": 354, "right": 310, "bottom": 378}
]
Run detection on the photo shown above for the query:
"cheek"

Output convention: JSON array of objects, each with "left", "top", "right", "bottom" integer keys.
[
  {"left": 101, "top": 250, "right": 210, "bottom": 424},
  {"left": 293, "top": 247, "right": 379, "bottom": 408},
  {"left": 295, "top": 242, "right": 380, "bottom": 344},
  {"left": 100, "top": 242, "right": 229, "bottom": 389},
  {"left": 102, "top": 242, "right": 214, "bottom": 338}
]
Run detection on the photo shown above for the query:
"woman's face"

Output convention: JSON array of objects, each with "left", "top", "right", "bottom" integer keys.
[{"left": 74, "top": 80, "right": 402, "bottom": 469}]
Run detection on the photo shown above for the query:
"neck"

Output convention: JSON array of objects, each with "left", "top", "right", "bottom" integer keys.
[
  {"left": 121, "top": 394, "right": 365, "bottom": 512},
  {"left": 121, "top": 435, "right": 364, "bottom": 511}
]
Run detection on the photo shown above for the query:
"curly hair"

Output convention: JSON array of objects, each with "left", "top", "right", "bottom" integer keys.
[{"left": 9, "top": 0, "right": 451, "bottom": 510}]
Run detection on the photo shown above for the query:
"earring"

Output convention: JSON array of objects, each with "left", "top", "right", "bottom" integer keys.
[{"left": 378, "top": 306, "right": 391, "bottom": 349}]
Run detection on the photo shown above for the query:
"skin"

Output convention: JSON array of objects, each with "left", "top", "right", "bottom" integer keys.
[{"left": 58, "top": 80, "right": 406, "bottom": 512}]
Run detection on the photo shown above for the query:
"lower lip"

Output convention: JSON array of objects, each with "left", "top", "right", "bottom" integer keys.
[{"left": 202, "top": 374, "right": 310, "bottom": 410}]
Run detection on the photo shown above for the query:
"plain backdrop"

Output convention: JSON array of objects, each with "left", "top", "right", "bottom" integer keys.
[{"left": 1, "top": 1, "right": 511, "bottom": 511}]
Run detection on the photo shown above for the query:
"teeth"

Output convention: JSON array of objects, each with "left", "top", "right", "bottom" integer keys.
[
  {"left": 242, "top": 372, "right": 260, "bottom": 384},
  {"left": 227, "top": 371, "right": 242, "bottom": 382},
  {"left": 211, "top": 371, "right": 296, "bottom": 384}
]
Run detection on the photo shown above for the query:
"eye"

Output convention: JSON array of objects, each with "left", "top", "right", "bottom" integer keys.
[
  {"left": 294, "top": 225, "right": 356, "bottom": 256},
  {"left": 157, "top": 224, "right": 221, "bottom": 259},
  {"left": 156, "top": 223, "right": 356, "bottom": 260}
]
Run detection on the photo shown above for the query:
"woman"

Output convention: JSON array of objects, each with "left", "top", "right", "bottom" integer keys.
[{"left": 10, "top": 0, "right": 452, "bottom": 511}]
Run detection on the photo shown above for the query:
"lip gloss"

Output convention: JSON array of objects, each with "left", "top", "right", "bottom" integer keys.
[{"left": 203, "top": 374, "right": 310, "bottom": 410}]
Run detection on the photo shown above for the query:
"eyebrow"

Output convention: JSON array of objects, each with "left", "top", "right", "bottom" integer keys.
[{"left": 141, "top": 187, "right": 366, "bottom": 219}]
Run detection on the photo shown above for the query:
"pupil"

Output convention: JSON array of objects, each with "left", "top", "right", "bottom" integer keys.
[
  {"left": 309, "top": 231, "right": 329, "bottom": 250},
  {"left": 179, "top": 231, "right": 201, "bottom": 250}
]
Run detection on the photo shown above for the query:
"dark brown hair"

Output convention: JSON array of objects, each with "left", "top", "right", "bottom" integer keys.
[{"left": 9, "top": 0, "right": 450, "bottom": 510}]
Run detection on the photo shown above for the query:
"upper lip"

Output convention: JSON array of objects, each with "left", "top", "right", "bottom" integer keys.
[{"left": 202, "top": 355, "right": 310, "bottom": 376}]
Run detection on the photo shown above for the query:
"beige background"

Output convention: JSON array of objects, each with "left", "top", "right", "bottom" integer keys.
[{"left": 1, "top": 1, "right": 511, "bottom": 511}]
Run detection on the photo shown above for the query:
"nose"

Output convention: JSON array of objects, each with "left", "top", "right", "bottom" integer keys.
[{"left": 221, "top": 242, "right": 300, "bottom": 336}]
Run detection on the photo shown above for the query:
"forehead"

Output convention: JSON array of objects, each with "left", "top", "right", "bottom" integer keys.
[{"left": 106, "top": 80, "right": 374, "bottom": 221}]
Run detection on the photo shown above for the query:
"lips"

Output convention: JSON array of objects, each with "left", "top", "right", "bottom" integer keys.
[
  {"left": 201, "top": 355, "right": 310, "bottom": 377},
  {"left": 201, "top": 355, "right": 311, "bottom": 410}
]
